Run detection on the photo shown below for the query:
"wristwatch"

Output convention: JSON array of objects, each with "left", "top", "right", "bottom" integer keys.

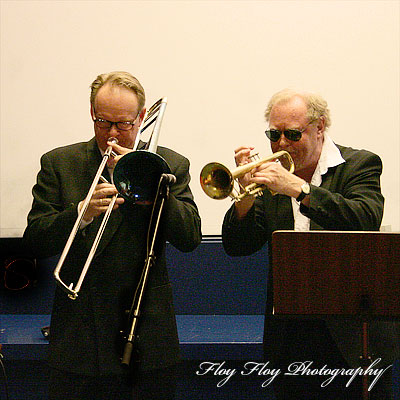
[{"left": 296, "top": 182, "right": 310, "bottom": 202}]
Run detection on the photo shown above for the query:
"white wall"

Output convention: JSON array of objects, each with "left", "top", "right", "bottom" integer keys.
[{"left": 1, "top": 0, "right": 399, "bottom": 237}]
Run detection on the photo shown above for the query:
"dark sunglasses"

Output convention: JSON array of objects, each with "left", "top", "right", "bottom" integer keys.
[{"left": 265, "top": 120, "right": 316, "bottom": 142}]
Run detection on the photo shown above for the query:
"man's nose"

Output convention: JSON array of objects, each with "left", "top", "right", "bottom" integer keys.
[
  {"left": 109, "top": 123, "right": 120, "bottom": 136},
  {"left": 277, "top": 134, "right": 290, "bottom": 148}
]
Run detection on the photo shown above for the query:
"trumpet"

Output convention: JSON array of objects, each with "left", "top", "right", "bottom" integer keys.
[
  {"left": 200, "top": 150, "right": 295, "bottom": 202},
  {"left": 54, "top": 98, "right": 170, "bottom": 299}
]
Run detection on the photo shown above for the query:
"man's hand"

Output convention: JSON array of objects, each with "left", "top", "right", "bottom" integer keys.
[
  {"left": 79, "top": 183, "right": 124, "bottom": 222},
  {"left": 233, "top": 146, "right": 256, "bottom": 219},
  {"left": 106, "top": 140, "right": 135, "bottom": 168},
  {"left": 252, "top": 161, "right": 305, "bottom": 198},
  {"left": 234, "top": 145, "right": 255, "bottom": 189},
  {"left": 233, "top": 146, "right": 309, "bottom": 218}
]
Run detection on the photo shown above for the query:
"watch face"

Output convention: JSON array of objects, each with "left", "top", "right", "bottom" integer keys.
[{"left": 302, "top": 183, "right": 310, "bottom": 194}]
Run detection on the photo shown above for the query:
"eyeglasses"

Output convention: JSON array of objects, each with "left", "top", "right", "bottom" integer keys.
[
  {"left": 265, "top": 120, "right": 316, "bottom": 142},
  {"left": 93, "top": 118, "right": 137, "bottom": 131},
  {"left": 93, "top": 110, "right": 141, "bottom": 131}
]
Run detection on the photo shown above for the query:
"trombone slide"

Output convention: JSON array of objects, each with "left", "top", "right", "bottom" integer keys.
[
  {"left": 53, "top": 98, "right": 169, "bottom": 300},
  {"left": 53, "top": 139, "right": 117, "bottom": 299}
]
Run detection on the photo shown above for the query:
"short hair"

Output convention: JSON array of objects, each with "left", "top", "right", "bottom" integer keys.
[
  {"left": 90, "top": 71, "right": 146, "bottom": 111},
  {"left": 264, "top": 88, "right": 331, "bottom": 130}
]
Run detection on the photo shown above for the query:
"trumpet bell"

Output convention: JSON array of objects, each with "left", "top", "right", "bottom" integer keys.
[
  {"left": 114, "top": 150, "right": 171, "bottom": 204},
  {"left": 200, "top": 162, "right": 234, "bottom": 200},
  {"left": 200, "top": 150, "right": 295, "bottom": 202}
]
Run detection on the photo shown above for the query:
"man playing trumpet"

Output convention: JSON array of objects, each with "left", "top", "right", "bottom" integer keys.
[{"left": 222, "top": 89, "right": 399, "bottom": 399}]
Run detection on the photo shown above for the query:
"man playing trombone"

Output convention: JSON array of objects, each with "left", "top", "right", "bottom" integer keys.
[
  {"left": 24, "top": 71, "right": 202, "bottom": 399},
  {"left": 221, "top": 89, "right": 399, "bottom": 399}
]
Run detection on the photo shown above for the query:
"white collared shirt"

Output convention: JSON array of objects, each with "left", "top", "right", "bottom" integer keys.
[{"left": 291, "top": 134, "right": 345, "bottom": 231}]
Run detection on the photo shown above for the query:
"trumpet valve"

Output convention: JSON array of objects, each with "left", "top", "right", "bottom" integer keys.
[{"left": 249, "top": 152, "right": 260, "bottom": 162}]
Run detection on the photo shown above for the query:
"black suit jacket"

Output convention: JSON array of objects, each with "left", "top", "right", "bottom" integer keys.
[
  {"left": 24, "top": 138, "right": 202, "bottom": 376},
  {"left": 222, "top": 144, "right": 399, "bottom": 367}
]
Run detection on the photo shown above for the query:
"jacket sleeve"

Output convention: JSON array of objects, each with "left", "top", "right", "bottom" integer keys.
[
  {"left": 163, "top": 156, "right": 202, "bottom": 252},
  {"left": 23, "top": 152, "right": 84, "bottom": 258},
  {"left": 222, "top": 198, "right": 270, "bottom": 257},
  {"left": 222, "top": 147, "right": 385, "bottom": 256},
  {"left": 301, "top": 150, "right": 384, "bottom": 231}
]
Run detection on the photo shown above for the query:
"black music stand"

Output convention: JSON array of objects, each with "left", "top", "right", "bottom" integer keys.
[{"left": 272, "top": 230, "right": 400, "bottom": 400}]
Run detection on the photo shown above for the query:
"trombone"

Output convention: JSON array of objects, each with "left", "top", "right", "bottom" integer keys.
[
  {"left": 53, "top": 97, "right": 170, "bottom": 300},
  {"left": 200, "top": 150, "right": 295, "bottom": 201}
]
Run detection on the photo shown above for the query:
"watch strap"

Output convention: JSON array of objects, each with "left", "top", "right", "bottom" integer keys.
[
  {"left": 296, "top": 191, "right": 307, "bottom": 202},
  {"left": 296, "top": 183, "right": 310, "bottom": 202}
]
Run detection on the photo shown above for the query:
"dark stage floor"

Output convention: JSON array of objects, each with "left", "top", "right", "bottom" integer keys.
[{"left": 1, "top": 360, "right": 276, "bottom": 400}]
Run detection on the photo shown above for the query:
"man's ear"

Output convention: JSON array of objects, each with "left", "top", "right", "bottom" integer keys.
[
  {"left": 139, "top": 108, "right": 146, "bottom": 123},
  {"left": 90, "top": 105, "right": 95, "bottom": 120},
  {"left": 317, "top": 116, "right": 326, "bottom": 136}
]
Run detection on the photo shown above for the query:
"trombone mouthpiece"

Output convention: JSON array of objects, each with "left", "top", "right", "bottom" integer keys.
[{"left": 108, "top": 137, "right": 118, "bottom": 145}]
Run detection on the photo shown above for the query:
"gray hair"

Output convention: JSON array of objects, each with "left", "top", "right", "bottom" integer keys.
[
  {"left": 90, "top": 71, "right": 146, "bottom": 111},
  {"left": 264, "top": 88, "right": 331, "bottom": 130}
]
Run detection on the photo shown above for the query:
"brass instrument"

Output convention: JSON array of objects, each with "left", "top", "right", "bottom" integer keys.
[
  {"left": 200, "top": 150, "right": 294, "bottom": 201},
  {"left": 53, "top": 97, "right": 170, "bottom": 299}
]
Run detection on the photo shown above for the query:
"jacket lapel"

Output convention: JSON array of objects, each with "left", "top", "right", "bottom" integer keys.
[{"left": 309, "top": 167, "right": 336, "bottom": 230}]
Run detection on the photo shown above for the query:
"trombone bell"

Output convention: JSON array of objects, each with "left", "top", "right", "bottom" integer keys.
[{"left": 114, "top": 150, "right": 171, "bottom": 204}]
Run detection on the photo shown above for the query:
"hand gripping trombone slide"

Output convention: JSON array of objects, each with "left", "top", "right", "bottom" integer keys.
[{"left": 53, "top": 97, "right": 172, "bottom": 300}]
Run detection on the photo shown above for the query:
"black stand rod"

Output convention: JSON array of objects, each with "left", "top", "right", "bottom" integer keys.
[
  {"left": 359, "top": 294, "right": 371, "bottom": 400},
  {"left": 121, "top": 175, "right": 172, "bottom": 367},
  {"left": 361, "top": 321, "right": 370, "bottom": 400}
]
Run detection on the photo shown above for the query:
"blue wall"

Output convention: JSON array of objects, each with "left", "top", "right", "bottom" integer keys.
[{"left": 1, "top": 237, "right": 269, "bottom": 316}]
